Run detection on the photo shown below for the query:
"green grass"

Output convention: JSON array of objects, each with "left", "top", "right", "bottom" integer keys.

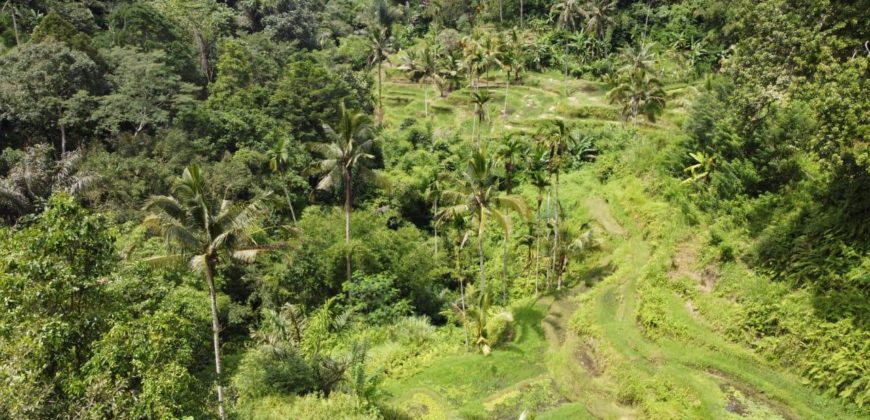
[{"left": 382, "top": 301, "right": 550, "bottom": 418}]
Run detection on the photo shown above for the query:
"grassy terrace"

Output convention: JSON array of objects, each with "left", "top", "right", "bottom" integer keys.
[{"left": 376, "top": 65, "right": 859, "bottom": 419}]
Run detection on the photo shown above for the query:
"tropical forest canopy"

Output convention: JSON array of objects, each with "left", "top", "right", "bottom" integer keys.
[{"left": 0, "top": 0, "right": 868, "bottom": 418}]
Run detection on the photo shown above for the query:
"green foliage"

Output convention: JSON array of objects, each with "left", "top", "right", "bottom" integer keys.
[
  {"left": 237, "top": 392, "right": 378, "bottom": 420},
  {"left": 0, "top": 40, "right": 98, "bottom": 151},
  {"left": 0, "top": 194, "right": 115, "bottom": 417},
  {"left": 344, "top": 273, "right": 413, "bottom": 325},
  {"left": 233, "top": 345, "right": 316, "bottom": 402}
]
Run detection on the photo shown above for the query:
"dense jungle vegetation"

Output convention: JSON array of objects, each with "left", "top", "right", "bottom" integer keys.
[{"left": 0, "top": 0, "right": 868, "bottom": 418}]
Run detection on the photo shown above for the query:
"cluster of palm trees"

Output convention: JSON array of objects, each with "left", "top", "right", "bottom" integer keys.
[
  {"left": 397, "top": 28, "right": 530, "bottom": 121},
  {"left": 143, "top": 103, "right": 377, "bottom": 420},
  {"left": 432, "top": 119, "right": 598, "bottom": 351},
  {"left": 607, "top": 43, "right": 667, "bottom": 123}
]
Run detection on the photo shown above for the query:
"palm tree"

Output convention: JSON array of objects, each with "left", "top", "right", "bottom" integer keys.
[
  {"left": 580, "top": 0, "right": 617, "bottom": 41},
  {"left": 1, "top": 0, "right": 20, "bottom": 46},
  {"left": 553, "top": 224, "right": 596, "bottom": 289},
  {"left": 542, "top": 120, "right": 574, "bottom": 284},
  {"left": 607, "top": 70, "right": 666, "bottom": 123},
  {"left": 0, "top": 145, "right": 98, "bottom": 223},
  {"left": 307, "top": 103, "right": 378, "bottom": 285},
  {"left": 436, "top": 49, "right": 464, "bottom": 96},
  {"left": 424, "top": 171, "right": 448, "bottom": 256},
  {"left": 371, "top": 0, "right": 403, "bottom": 30},
  {"left": 143, "top": 165, "right": 275, "bottom": 420},
  {"left": 269, "top": 137, "right": 301, "bottom": 223},
  {"left": 437, "top": 147, "right": 531, "bottom": 305},
  {"left": 477, "top": 33, "right": 503, "bottom": 86},
  {"left": 496, "top": 133, "right": 527, "bottom": 194},
  {"left": 526, "top": 146, "right": 551, "bottom": 289},
  {"left": 551, "top": 0, "right": 583, "bottom": 32},
  {"left": 470, "top": 90, "right": 492, "bottom": 146},
  {"left": 551, "top": 0, "right": 583, "bottom": 96},
  {"left": 398, "top": 42, "right": 440, "bottom": 118},
  {"left": 441, "top": 211, "right": 471, "bottom": 348},
  {"left": 367, "top": 26, "right": 392, "bottom": 114},
  {"left": 460, "top": 35, "right": 483, "bottom": 89}
]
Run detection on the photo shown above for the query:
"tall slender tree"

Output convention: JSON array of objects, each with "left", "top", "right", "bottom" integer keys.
[
  {"left": 470, "top": 90, "right": 492, "bottom": 146},
  {"left": 367, "top": 25, "right": 392, "bottom": 116},
  {"left": 551, "top": 0, "right": 583, "bottom": 97},
  {"left": 143, "top": 165, "right": 275, "bottom": 420},
  {"left": 437, "top": 147, "right": 530, "bottom": 306},
  {"left": 307, "top": 103, "right": 378, "bottom": 285}
]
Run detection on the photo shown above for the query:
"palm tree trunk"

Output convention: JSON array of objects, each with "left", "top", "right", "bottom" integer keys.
[
  {"left": 9, "top": 4, "right": 20, "bottom": 46},
  {"left": 477, "top": 217, "right": 486, "bottom": 296},
  {"left": 534, "top": 196, "right": 542, "bottom": 294},
  {"left": 563, "top": 43, "right": 569, "bottom": 98},
  {"left": 456, "top": 244, "right": 469, "bottom": 349},
  {"left": 204, "top": 260, "right": 227, "bottom": 420},
  {"left": 472, "top": 113, "right": 478, "bottom": 147},
  {"left": 60, "top": 123, "right": 67, "bottom": 155},
  {"left": 343, "top": 170, "right": 352, "bottom": 288},
  {"left": 282, "top": 186, "right": 297, "bottom": 224},
  {"left": 502, "top": 76, "right": 510, "bottom": 124},
  {"left": 194, "top": 29, "right": 212, "bottom": 81},
  {"left": 378, "top": 60, "right": 383, "bottom": 110},
  {"left": 545, "top": 187, "right": 552, "bottom": 288},
  {"left": 502, "top": 236, "right": 508, "bottom": 305},
  {"left": 520, "top": 0, "right": 524, "bottom": 28},
  {"left": 433, "top": 198, "right": 439, "bottom": 256},
  {"left": 554, "top": 172, "right": 560, "bottom": 290}
]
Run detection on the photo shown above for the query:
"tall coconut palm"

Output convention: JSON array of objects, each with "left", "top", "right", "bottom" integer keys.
[
  {"left": 496, "top": 133, "right": 528, "bottom": 194},
  {"left": 470, "top": 90, "right": 492, "bottom": 146},
  {"left": 143, "top": 165, "right": 276, "bottom": 420},
  {"left": 607, "top": 69, "right": 666, "bottom": 123},
  {"left": 542, "top": 120, "right": 574, "bottom": 283},
  {"left": 477, "top": 33, "right": 503, "bottom": 86},
  {"left": 0, "top": 145, "right": 98, "bottom": 223},
  {"left": 580, "top": 0, "right": 617, "bottom": 41},
  {"left": 371, "top": 0, "right": 403, "bottom": 30},
  {"left": 268, "top": 137, "right": 301, "bottom": 223},
  {"left": 551, "top": 0, "right": 583, "bottom": 97},
  {"left": 307, "top": 103, "right": 377, "bottom": 285},
  {"left": 437, "top": 147, "right": 531, "bottom": 305},
  {"left": 367, "top": 25, "right": 392, "bottom": 114},
  {"left": 460, "top": 35, "right": 483, "bottom": 89},
  {"left": 526, "top": 146, "right": 551, "bottom": 288},
  {"left": 398, "top": 42, "right": 440, "bottom": 118},
  {"left": 1, "top": 0, "right": 20, "bottom": 46},
  {"left": 424, "top": 171, "right": 449, "bottom": 256}
]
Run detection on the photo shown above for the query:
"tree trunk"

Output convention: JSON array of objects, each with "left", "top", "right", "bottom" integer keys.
[
  {"left": 343, "top": 170, "right": 352, "bottom": 288},
  {"left": 10, "top": 4, "right": 20, "bottom": 46},
  {"left": 520, "top": 0, "right": 524, "bottom": 28},
  {"left": 194, "top": 29, "right": 212, "bottom": 82},
  {"left": 433, "top": 198, "right": 439, "bottom": 256},
  {"left": 457, "top": 243, "right": 469, "bottom": 349},
  {"left": 477, "top": 217, "right": 486, "bottom": 296},
  {"left": 60, "top": 123, "right": 67, "bottom": 155},
  {"left": 534, "top": 196, "right": 542, "bottom": 294},
  {"left": 554, "top": 172, "right": 560, "bottom": 290},
  {"left": 204, "top": 260, "right": 227, "bottom": 420},
  {"left": 424, "top": 81, "right": 430, "bottom": 118},
  {"left": 502, "top": 76, "right": 510, "bottom": 125},
  {"left": 282, "top": 185, "right": 297, "bottom": 224},
  {"left": 502, "top": 236, "right": 508, "bottom": 305},
  {"left": 545, "top": 188, "right": 551, "bottom": 288},
  {"left": 378, "top": 60, "right": 383, "bottom": 110}
]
